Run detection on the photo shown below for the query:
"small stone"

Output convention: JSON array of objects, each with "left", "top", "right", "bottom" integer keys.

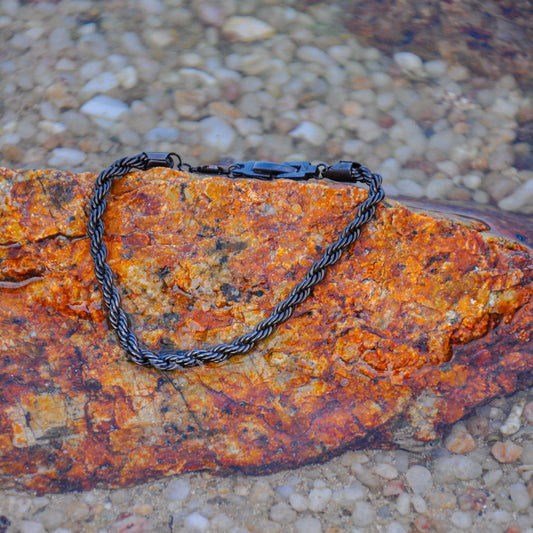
[
  {"left": 396, "top": 493, "right": 410, "bottom": 515},
  {"left": 509, "top": 483, "right": 532, "bottom": 510},
  {"left": 444, "top": 423, "right": 477, "bottom": 454},
  {"left": 18, "top": 521, "right": 46, "bottom": 533},
  {"left": 80, "top": 95, "right": 129, "bottom": 121},
  {"left": 143, "top": 28, "right": 175, "bottom": 48},
  {"left": 492, "top": 441, "right": 523, "bottom": 463},
  {"left": 354, "top": 119, "right": 382, "bottom": 143},
  {"left": 308, "top": 487, "right": 332, "bottom": 512},
  {"left": 413, "top": 515, "right": 432, "bottom": 532},
  {"left": 81, "top": 72, "right": 118, "bottom": 95},
  {"left": 332, "top": 483, "right": 366, "bottom": 506},
  {"left": 411, "top": 494, "right": 427, "bottom": 514},
  {"left": 483, "top": 469, "right": 503, "bottom": 487},
  {"left": 165, "top": 478, "right": 190, "bottom": 502},
  {"left": 222, "top": 16, "right": 275, "bottom": 43},
  {"left": 383, "top": 479, "right": 405, "bottom": 497},
  {"left": 183, "top": 512, "right": 209, "bottom": 532},
  {"left": 462, "top": 174, "right": 482, "bottom": 190},
  {"left": 269, "top": 502, "right": 296, "bottom": 524},
  {"left": 352, "top": 501, "right": 376, "bottom": 527},
  {"left": 145, "top": 127, "right": 179, "bottom": 142},
  {"left": 500, "top": 398, "right": 527, "bottom": 436},
  {"left": 394, "top": 52, "right": 424, "bottom": 75},
  {"left": 293, "top": 516, "right": 322, "bottom": 533},
  {"left": 450, "top": 510, "right": 472, "bottom": 529},
  {"left": 200, "top": 116, "right": 236, "bottom": 152},
  {"left": 386, "top": 522, "right": 408, "bottom": 533},
  {"left": 452, "top": 456, "right": 482, "bottom": 481},
  {"left": 374, "top": 463, "right": 399, "bottom": 479},
  {"left": 117, "top": 66, "right": 138, "bottom": 89},
  {"left": 457, "top": 487, "right": 487, "bottom": 511},
  {"left": 524, "top": 401, "right": 533, "bottom": 424},
  {"left": 48, "top": 148, "right": 86, "bottom": 168},
  {"left": 424, "top": 59, "right": 448, "bottom": 78},
  {"left": 466, "top": 415, "right": 490, "bottom": 437},
  {"left": 405, "top": 465, "right": 433, "bottom": 494},
  {"left": 396, "top": 179, "right": 424, "bottom": 198},
  {"left": 289, "top": 492, "right": 309, "bottom": 512},
  {"left": 110, "top": 514, "right": 154, "bottom": 533},
  {"left": 289, "top": 121, "right": 327, "bottom": 146}
]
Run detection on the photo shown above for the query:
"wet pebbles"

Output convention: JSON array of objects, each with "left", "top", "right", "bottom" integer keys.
[{"left": 1, "top": 1, "right": 533, "bottom": 532}]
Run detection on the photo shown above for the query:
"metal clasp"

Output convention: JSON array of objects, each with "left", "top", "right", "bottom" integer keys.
[
  {"left": 322, "top": 161, "right": 358, "bottom": 183},
  {"left": 229, "top": 160, "right": 319, "bottom": 180},
  {"left": 141, "top": 152, "right": 182, "bottom": 170}
]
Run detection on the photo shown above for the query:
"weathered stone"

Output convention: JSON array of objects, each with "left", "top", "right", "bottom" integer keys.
[{"left": 0, "top": 166, "right": 532, "bottom": 493}]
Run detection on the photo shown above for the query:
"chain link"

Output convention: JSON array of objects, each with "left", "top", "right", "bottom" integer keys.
[{"left": 87, "top": 152, "right": 384, "bottom": 370}]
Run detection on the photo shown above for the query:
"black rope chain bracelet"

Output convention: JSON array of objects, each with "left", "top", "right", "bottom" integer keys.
[{"left": 87, "top": 152, "right": 385, "bottom": 370}]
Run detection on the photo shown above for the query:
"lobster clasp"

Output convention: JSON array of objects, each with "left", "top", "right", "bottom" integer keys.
[{"left": 229, "top": 161, "right": 319, "bottom": 180}]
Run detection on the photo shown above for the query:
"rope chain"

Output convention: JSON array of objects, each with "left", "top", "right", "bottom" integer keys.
[{"left": 87, "top": 152, "right": 384, "bottom": 370}]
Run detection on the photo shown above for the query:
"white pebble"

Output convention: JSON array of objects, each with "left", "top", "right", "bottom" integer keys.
[
  {"left": 376, "top": 92, "right": 396, "bottom": 111},
  {"left": 386, "top": 522, "right": 407, "bottom": 533},
  {"left": 308, "top": 487, "right": 332, "bottom": 512},
  {"left": 184, "top": 512, "right": 209, "bottom": 533},
  {"left": 116, "top": 66, "right": 138, "bottom": 89},
  {"left": 374, "top": 463, "right": 399, "bottom": 479},
  {"left": 80, "top": 95, "right": 129, "bottom": 121},
  {"left": 451, "top": 510, "right": 472, "bottom": 529},
  {"left": 410, "top": 494, "right": 427, "bottom": 513},
  {"left": 289, "top": 121, "right": 327, "bottom": 146},
  {"left": 483, "top": 469, "right": 503, "bottom": 487},
  {"left": 297, "top": 45, "right": 335, "bottom": 66},
  {"left": 462, "top": 173, "right": 482, "bottom": 190},
  {"left": 200, "top": 116, "right": 236, "bottom": 152},
  {"left": 143, "top": 28, "right": 175, "bottom": 48},
  {"left": 405, "top": 465, "right": 433, "bottom": 494},
  {"left": 294, "top": 516, "right": 322, "bottom": 533},
  {"left": 222, "top": 16, "right": 275, "bottom": 42},
  {"left": 352, "top": 501, "right": 376, "bottom": 527},
  {"left": 378, "top": 158, "right": 401, "bottom": 182},
  {"left": 269, "top": 502, "right": 296, "bottom": 523},
  {"left": 145, "top": 127, "right": 179, "bottom": 142},
  {"left": 18, "top": 521, "right": 46, "bottom": 533},
  {"left": 491, "top": 98, "right": 519, "bottom": 119},
  {"left": 332, "top": 483, "right": 366, "bottom": 507},
  {"left": 488, "top": 144, "right": 514, "bottom": 172},
  {"left": 289, "top": 492, "right": 309, "bottom": 512},
  {"left": 509, "top": 482, "right": 532, "bottom": 510},
  {"left": 426, "top": 178, "right": 454, "bottom": 199},
  {"left": 394, "top": 52, "right": 424, "bottom": 75},
  {"left": 424, "top": 59, "right": 448, "bottom": 78},
  {"left": 396, "top": 492, "right": 410, "bottom": 515},
  {"left": 436, "top": 160, "right": 459, "bottom": 176},
  {"left": 165, "top": 478, "right": 190, "bottom": 502},
  {"left": 39, "top": 121, "right": 67, "bottom": 135},
  {"left": 498, "top": 179, "right": 533, "bottom": 211},
  {"left": 452, "top": 456, "right": 482, "bottom": 480},
  {"left": 81, "top": 71, "right": 118, "bottom": 95},
  {"left": 48, "top": 148, "right": 86, "bottom": 168},
  {"left": 500, "top": 398, "right": 527, "bottom": 436},
  {"left": 397, "top": 179, "right": 424, "bottom": 198},
  {"left": 354, "top": 119, "right": 382, "bottom": 143}
]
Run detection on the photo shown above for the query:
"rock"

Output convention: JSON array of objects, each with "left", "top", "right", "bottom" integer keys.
[
  {"left": 80, "top": 95, "right": 129, "bottom": 121},
  {"left": 289, "top": 121, "right": 327, "bottom": 146},
  {"left": 294, "top": 516, "right": 322, "bottom": 533},
  {"left": 200, "top": 116, "right": 236, "bottom": 152},
  {"left": 183, "top": 512, "right": 209, "bottom": 532},
  {"left": 491, "top": 441, "right": 524, "bottom": 463},
  {"left": 48, "top": 148, "right": 86, "bottom": 168},
  {"left": 444, "top": 423, "right": 477, "bottom": 454},
  {"left": 405, "top": 466, "right": 433, "bottom": 495},
  {"left": 222, "top": 16, "right": 275, "bottom": 43},
  {"left": 393, "top": 52, "right": 424, "bottom": 76},
  {"left": 0, "top": 166, "right": 532, "bottom": 493}
]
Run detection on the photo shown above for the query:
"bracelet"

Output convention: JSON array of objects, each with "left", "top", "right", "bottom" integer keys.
[{"left": 87, "top": 152, "right": 385, "bottom": 370}]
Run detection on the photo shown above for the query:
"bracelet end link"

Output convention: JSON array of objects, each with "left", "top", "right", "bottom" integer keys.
[{"left": 141, "top": 152, "right": 182, "bottom": 171}]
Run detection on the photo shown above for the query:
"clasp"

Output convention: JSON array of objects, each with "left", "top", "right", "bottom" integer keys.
[
  {"left": 229, "top": 160, "right": 319, "bottom": 180},
  {"left": 141, "top": 152, "right": 182, "bottom": 170}
]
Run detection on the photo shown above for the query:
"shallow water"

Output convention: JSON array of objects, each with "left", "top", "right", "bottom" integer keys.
[{"left": 1, "top": 1, "right": 532, "bottom": 532}]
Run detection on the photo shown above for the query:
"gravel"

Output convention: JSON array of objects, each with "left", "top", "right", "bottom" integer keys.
[{"left": 1, "top": 1, "right": 533, "bottom": 532}]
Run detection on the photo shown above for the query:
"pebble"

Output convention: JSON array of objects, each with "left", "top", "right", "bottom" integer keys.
[
  {"left": 80, "top": 95, "right": 129, "bottom": 121},
  {"left": 500, "top": 398, "right": 527, "bottom": 436},
  {"left": 352, "top": 501, "right": 376, "bottom": 527},
  {"left": 222, "top": 16, "right": 275, "bottom": 42},
  {"left": 405, "top": 466, "right": 433, "bottom": 494},
  {"left": 499, "top": 179, "right": 533, "bottom": 211},
  {"left": 293, "top": 516, "right": 322, "bottom": 533},
  {"left": 269, "top": 502, "right": 296, "bottom": 523},
  {"left": 18, "top": 521, "right": 46, "bottom": 533},
  {"left": 289, "top": 121, "right": 327, "bottom": 146},
  {"left": 308, "top": 487, "right": 332, "bottom": 512},
  {"left": 165, "top": 478, "right": 190, "bottom": 502},
  {"left": 492, "top": 440, "right": 524, "bottom": 463},
  {"left": 509, "top": 482, "right": 532, "bottom": 510},
  {"left": 289, "top": 493, "right": 309, "bottom": 512},
  {"left": 81, "top": 71, "right": 119, "bottom": 95},
  {"left": 183, "top": 511, "right": 209, "bottom": 532},
  {"left": 48, "top": 148, "right": 86, "bottom": 168},
  {"left": 444, "top": 423, "right": 477, "bottom": 454},
  {"left": 393, "top": 52, "right": 424, "bottom": 76},
  {"left": 450, "top": 510, "right": 473, "bottom": 529},
  {"left": 199, "top": 116, "right": 236, "bottom": 152}
]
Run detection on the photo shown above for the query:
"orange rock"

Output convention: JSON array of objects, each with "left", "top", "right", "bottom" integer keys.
[
  {"left": 491, "top": 441, "right": 524, "bottom": 463},
  {"left": 1, "top": 166, "right": 532, "bottom": 493}
]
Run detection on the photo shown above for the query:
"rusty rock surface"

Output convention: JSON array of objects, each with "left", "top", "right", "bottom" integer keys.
[{"left": 0, "top": 166, "right": 532, "bottom": 494}]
